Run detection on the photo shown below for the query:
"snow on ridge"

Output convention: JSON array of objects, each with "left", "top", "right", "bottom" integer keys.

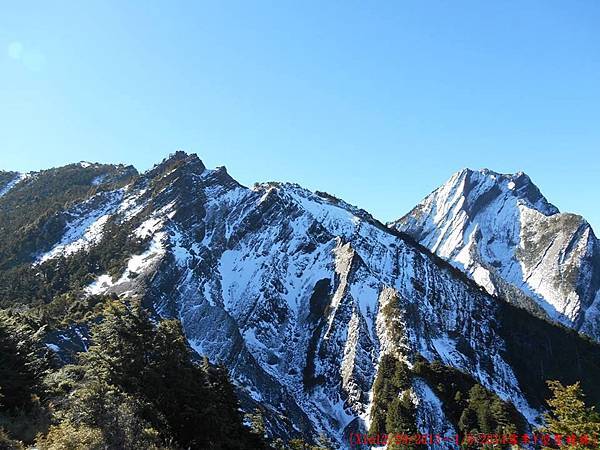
[
  {"left": 84, "top": 231, "right": 167, "bottom": 296},
  {"left": 168, "top": 225, "right": 202, "bottom": 267},
  {"left": 29, "top": 157, "right": 557, "bottom": 442},
  {"left": 0, "top": 172, "right": 28, "bottom": 198},
  {"left": 472, "top": 169, "right": 558, "bottom": 215},
  {"left": 118, "top": 187, "right": 149, "bottom": 219},
  {"left": 85, "top": 274, "right": 117, "bottom": 296},
  {"left": 255, "top": 182, "right": 368, "bottom": 222},
  {"left": 38, "top": 214, "right": 112, "bottom": 264},
  {"left": 35, "top": 189, "right": 123, "bottom": 264},
  {"left": 394, "top": 164, "right": 597, "bottom": 336},
  {"left": 135, "top": 217, "right": 164, "bottom": 239},
  {"left": 36, "top": 190, "right": 124, "bottom": 264},
  {"left": 127, "top": 231, "right": 167, "bottom": 274},
  {"left": 264, "top": 184, "right": 361, "bottom": 239},
  {"left": 91, "top": 174, "right": 107, "bottom": 185}
]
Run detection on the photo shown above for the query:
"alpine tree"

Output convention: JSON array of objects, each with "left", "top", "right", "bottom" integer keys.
[
  {"left": 0, "top": 312, "right": 52, "bottom": 444},
  {"left": 39, "top": 300, "right": 266, "bottom": 449},
  {"left": 541, "top": 381, "right": 600, "bottom": 449}
]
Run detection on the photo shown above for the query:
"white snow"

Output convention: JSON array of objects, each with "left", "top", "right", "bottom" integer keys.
[
  {"left": 85, "top": 274, "right": 116, "bottom": 295},
  {"left": 118, "top": 187, "right": 149, "bottom": 219},
  {"left": 36, "top": 191, "right": 123, "bottom": 263},
  {"left": 430, "top": 336, "right": 462, "bottom": 366},
  {"left": 135, "top": 217, "right": 164, "bottom": 239},
  {"left": 91, "top": 174, "right": 107, "bottom": 185},
  {"left": 413, "top": 378, "right": 458, "bottom": 446},
  {"left": 284, "top": 185, "right": 359, "bottom": 238},
  {"left": 0, "top": 173, "right": 27, "bottom": 198},
  {"left": 39, "top": 160, "right": 557, "bottom": 446},
  {"left": 126, "top": 231, "right": 166, "bottom": 273},
  {"left": 394, "top": 167, "right": 595, "bottom": 337},
  {"left": 39, "top": 214, "right": 111, "bottom": 263},
  {"left": 84, "top": 231, "right": 167, "bottom": 295}
]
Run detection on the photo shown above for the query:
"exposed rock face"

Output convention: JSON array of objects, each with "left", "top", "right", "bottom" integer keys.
[
  {"left": 391, "top": 168, "right": 600, "bottom": 340},
  {"left": 3, "top": 154, "right": 600, "bottom": 447}
]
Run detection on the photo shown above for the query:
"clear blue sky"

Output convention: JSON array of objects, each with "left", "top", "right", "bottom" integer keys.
[{"left": 1, "top": 1, "right": 599, "bottom": 230}]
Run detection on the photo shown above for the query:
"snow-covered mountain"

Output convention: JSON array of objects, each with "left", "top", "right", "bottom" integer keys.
[
  {"left": 2, "top": 154, "right": 599, "bottom": 447},
  {"left": 391, "top": 168, "right": 600, "bottom": 341}
]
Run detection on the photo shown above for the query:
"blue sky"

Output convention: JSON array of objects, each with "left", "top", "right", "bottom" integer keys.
[{"left": 1, "top": 1, "right": 599, "bottom": 230}]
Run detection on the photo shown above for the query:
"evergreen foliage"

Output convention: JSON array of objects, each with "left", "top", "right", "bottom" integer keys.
[
  {"left": 541, "top": 381, "right": 600, "bottom": 449},
  {"left": 0, "top": 311, "right": 52, "bottom": 445},
  {"left": 18, "top": 293, "right": 115, "bottom": 330},
  {"left": 369, "top": 354, "right": 416, "bottom": 440},
  {"left": 0, "top": 164, "right": 142, "bottom": 310},
  {"left": 0, "top": 300, "right": 276, "bottom": 449},
  {"left": 413, "top": 358, "right": 525, "bottom": 445},
  {"left": 0, "top": 218, "right": 147, "bottom": 308},
  {"left": 39, "top": 300, "right": 267, "bottom": 449},
  {"left": 0, "top": 164, "right": 135, "bottom": 271},
  {"left": 246, "top": 408, "right": 267, "bottom": 438}
]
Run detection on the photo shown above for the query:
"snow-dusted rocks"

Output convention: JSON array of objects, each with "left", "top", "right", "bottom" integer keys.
[{"left": 391, "top": 168, "right": 600, "bottom": 341}]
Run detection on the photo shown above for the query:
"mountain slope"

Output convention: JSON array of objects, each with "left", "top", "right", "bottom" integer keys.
[
  {"left": 2, "top": 154, "right": 600, "bottom": 447},
  {"left": 391, "top": 168, "right": 600, "bottom": 341},
  {"left": 0, "top": 171, "right": 22, "bottom": 198}
]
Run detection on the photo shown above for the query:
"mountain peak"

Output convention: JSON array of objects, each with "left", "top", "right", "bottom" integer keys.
[
  {"left": 146, "top": 151, "right": 206, "bottom": 178},
  {"left": 394, "top": 166, "right": 600, "bottom": 340},
  {"left": 448, "top": 167, "right": 559, "bottom": 216}
]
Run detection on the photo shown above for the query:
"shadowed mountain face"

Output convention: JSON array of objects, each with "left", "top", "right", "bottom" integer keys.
[
  {"left": 2, "top": 153, "right": 599, "bottom": 447},
  {"left": 391, "top": 168, "right": 600, "bottom": 341}
]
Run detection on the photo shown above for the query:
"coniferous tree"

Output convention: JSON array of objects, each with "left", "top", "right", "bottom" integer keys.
[
  {"left": 0, "top": 313, "right": 50, "bottom": 410},
  {"left": 38, "top": 300, "right": 266, "bottom": 449},
  {"left": 369, "top": 355, "right": 415, "bottom": 437},
  {"left": 541, "top": 381, "right": 600, "bottom": 449},
  {"left": 246, "top": 408, "right": 266, "bottom": 438},
  {"left": 0, "top": 312, "right": 52, "bottom": 444}
]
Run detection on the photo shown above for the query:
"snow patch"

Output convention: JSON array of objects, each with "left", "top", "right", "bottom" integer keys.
[
  {"left": 45, "top": 343, "right": 61, "bottom": 352},
  {"left": 84, "top": 232, "right": 167, "bottom": 296},
  {"left": 36, "top": 191, "right": 123, "bottom": 263},
  {"left": 0, "top": 173, "right": 27, "bottom": 198}
]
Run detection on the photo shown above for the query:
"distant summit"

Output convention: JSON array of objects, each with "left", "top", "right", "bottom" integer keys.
[{"left": 392, "top": 168, "right": 600, "bottom": 340}]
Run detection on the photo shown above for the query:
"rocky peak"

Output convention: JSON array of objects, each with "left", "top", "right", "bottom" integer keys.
[
  {"left": 202, "top": 165, "right": 242, "bottom": 190},
  {"left": 393, "top": 167, "right": 600, "bottom": 342},
  {"left": 450, "top": 168, "right": 559, "bottom": 218},
  {"left": 146, "top": 150, "right": 206, "bottom": 179}
]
